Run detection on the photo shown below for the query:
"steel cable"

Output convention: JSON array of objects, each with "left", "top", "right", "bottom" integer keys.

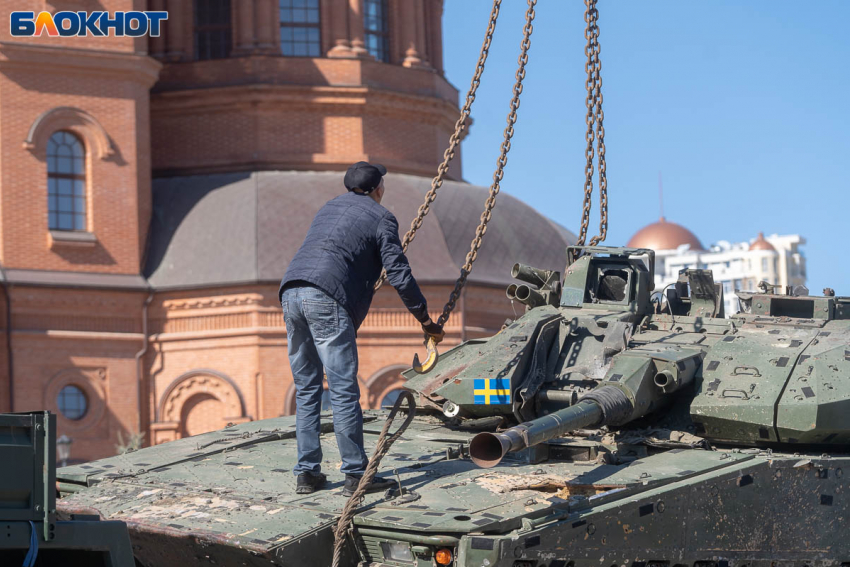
[{"left": 331, "top": 392, "right": 417, "bottom": 567}]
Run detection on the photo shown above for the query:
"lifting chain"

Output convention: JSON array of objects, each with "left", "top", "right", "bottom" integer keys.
[
  {"left": 437, "top": 0, "right": 537, "bottom": 328},
  {"left": 374, "top": 0, "right": 504, "bottom": 293},
  {"left": 576, "top": 0, "right": 608, "bottom": 247}
]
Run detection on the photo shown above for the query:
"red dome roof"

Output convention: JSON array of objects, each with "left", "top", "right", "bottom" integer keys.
[
  {"left": 749, "top": 232, "right": 776, "bottom": 251},
  {"left": 627, "top": 217, "right": 704, "bottom": 251}
]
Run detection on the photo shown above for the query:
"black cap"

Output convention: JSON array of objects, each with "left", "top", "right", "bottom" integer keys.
[{"left": 344, "top": 161, "right": 387, "bottom": 194}]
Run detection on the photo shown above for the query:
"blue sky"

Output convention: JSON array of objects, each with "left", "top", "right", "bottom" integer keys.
[{"left": 442, "top": 0, "right": 850, "bottom": 294}]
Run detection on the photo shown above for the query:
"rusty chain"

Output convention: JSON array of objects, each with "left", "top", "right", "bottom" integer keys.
[
  {"left": 576, "top": 0, "right": 608, "bottom": 247},
  {"left": 436, "top": 0, "right": 537, "bottom": 328},
  {"left": 374, "top": 0, "right": 504, "bottom": 293}
]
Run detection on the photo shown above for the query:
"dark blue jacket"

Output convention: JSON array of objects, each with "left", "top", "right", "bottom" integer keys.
[{"left": 280, "top": 192, "right": 429, "bottom": 330}]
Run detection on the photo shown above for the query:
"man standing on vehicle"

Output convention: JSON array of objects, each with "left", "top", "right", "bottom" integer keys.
[{"left": 279, "top": 162, "right": 445, "bottom": 496}]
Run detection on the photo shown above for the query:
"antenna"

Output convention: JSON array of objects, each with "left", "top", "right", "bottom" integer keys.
[{"left": 658, "top": 171, "right": 664, "bottom": 220}]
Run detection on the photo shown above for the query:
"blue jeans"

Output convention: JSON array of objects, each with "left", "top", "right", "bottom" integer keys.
[{"left": 281, "top": 285, "right": 368, "bottom": 476}]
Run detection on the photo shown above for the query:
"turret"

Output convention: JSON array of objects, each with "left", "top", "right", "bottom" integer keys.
[
  {"left": 403, "top": 247, "right": 719, "bottom": 467},
  {"left": 403, "top": 247, "right": 659, "bottom": 422},
  {"left": 405, "top": 245, "right": 850, "bottom": 466}
]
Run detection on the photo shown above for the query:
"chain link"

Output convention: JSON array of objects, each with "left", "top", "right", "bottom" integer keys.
[
  {"left": 374, "top": 0, "right": 503, "bottom": 292},
  {"left": 576, "top": 0, "right": 607, "bottom": 247},
  {"left": 437, "top": 0, "right": 537, "bottom": 328}
]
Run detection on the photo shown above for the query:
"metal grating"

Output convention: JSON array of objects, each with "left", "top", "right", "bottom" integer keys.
[{"left": 357, "top": 534, "right": 383, "bottom": 562}]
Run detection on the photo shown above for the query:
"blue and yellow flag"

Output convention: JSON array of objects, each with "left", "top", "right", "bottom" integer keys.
[{"left": 473, "top": 378, "right": 511, "bottom": 405}]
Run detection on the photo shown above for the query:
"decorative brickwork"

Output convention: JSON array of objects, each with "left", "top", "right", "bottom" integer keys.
[
  {"left": 154, "top": 369, "right": 248, "bottom": 443},
  {"left": 43, "top": 367, "right": 109, "bottom": 433}
]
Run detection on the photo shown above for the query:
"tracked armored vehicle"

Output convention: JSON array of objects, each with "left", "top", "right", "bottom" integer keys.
[{"left": 57, "top": 246, "right": 850, "bottom": 567}]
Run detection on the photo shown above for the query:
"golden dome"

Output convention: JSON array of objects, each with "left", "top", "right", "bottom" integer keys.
[
  {"left": 627, "top": 217, "right": 704, "bottom": 251},
  {"left": 749, "top": 231, "right": 776, "bottom": 251}
]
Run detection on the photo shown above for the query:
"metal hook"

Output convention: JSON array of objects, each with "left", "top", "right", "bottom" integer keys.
[{"left": 412, "top": 336, "right": 439, "bottom": 374}]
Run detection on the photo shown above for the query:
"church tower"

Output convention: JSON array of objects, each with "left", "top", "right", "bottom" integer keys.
[{"left": 148, "top": 0, "right": 460, "bottom": 179}]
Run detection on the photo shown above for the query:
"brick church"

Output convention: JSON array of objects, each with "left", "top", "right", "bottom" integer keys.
[{"left": 0, "top": 0, "right": 573, "bottom": 462}]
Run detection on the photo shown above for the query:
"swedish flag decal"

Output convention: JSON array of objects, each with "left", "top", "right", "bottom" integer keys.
[{"left": 473, "top": 378, "right": 511, "bottom": 405}]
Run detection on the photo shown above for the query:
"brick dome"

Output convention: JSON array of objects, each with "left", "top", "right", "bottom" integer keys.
[
  {"left": 749, "top": 232, "right": 776, "bottom": 251},
  {"left": 627, "top": 217, "right": 704, "bottom": 251},
  {"left": 144, "top": 171, "right": 576, "bottom": 290}
]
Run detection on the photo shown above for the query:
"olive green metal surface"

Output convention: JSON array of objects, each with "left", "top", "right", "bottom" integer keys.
[{"left": 57, "top": 247, "right": 850, "bottom": 567}]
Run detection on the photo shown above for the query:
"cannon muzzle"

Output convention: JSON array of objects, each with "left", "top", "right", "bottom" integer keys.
[
  {"left": 514, "top": 284, "right": 547, "bottom": 308},
  {"left": 469, "top": 431, "right": 516, "bottom": 469},
  {"left": 469, "top": 400, "right": 604, "bottom": 468},
  {"left": 506, "top": 283, "right": 549, "bottom": 309},
  {"left": 511, "top": 263, "right": 555, "bottom": 288},
  {"left": 506, "top": 264, "right": 561, "bottom": 309}
]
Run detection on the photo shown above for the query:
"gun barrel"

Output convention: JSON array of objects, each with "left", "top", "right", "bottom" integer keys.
[
  {"left": 652, "top": 356, "right": 699, "bottom": 394},
  {"left": 511, "top": 263, "right": 553, "bottom": 288},
  {"left": 514, "top": 284, "right": 547, "bottom": 308},
  {"left": 469, "top": 400, "right": 603, "bottom": 468}
]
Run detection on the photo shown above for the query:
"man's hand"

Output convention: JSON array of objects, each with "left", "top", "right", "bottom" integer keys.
[{"left": 421, "top": 318, "right": 445, "bottom": 344}]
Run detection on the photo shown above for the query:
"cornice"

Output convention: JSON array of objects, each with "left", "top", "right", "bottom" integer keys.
[
  {"left": 2, "top": 270, "right": 508, "bottom": 294},
  {"left": 150, "top": 83, "right": 459, "bottom": 123},
  {"left": 0, "top": 42, "right": 162, "bottom": 87},
  {"left": 2, "top": 268, "right": 148, "bottom": 291},
  {"left": 161, "top": 295, "right": 264, "bottom": 311},
  {"left": 12, "top": 329, "right": 144, "bottom": 341},
  {"left": 152, "top": 55, "right": 458, "bottom": 102}
]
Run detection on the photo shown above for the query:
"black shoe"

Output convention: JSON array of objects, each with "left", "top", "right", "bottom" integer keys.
[
  {"left": 296, "top": 472, "right": 327, "bottom": 494},
  {"left": 341, "top": 474, "right": 396, "bottom": 497}
]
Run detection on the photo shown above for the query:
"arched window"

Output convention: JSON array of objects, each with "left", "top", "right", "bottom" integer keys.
[
  {"left": 47, "top": 131, "right": 86, "bottom": 231},
  {"left": 280, "top": 0, "right": 321, "bottom": 56},
  {"left": 364, "top": 0, "right": 389, "bottom": 62},
  {"left": 195, "top": 0, "right": 232, "bottom": 60}
]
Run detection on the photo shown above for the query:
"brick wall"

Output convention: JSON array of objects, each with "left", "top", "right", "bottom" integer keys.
[
  {"left": 0, "top": 288, "right": 8, "bottom": 413},
  {"left": 0, "top": 272, "right": 517, "bottom": 462},
  {"left": 140, "top": 282, "right": 514, "bottom": 452},
  {"left": 7, "top": 286, "right": 147, "bottom": 461},
  {"left": 150, "top": 63, "right": 461, "bottom": 178},
  {"left": 0, "top": 0, "right": 143, "bottom": 51},
  {"left": 0, "top": 0, "right": 531, "bottom": 462},
  {"left": 0, "top": 36, "right": 160, "bottom": 273}
]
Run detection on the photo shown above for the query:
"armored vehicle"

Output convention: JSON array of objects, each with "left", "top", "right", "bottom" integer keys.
[
  {"left": 0, "top": 411, "right": 135, "bottom": 566},
  {"left": 56, "top": 246, "right": 850, "bottom": 567}
]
